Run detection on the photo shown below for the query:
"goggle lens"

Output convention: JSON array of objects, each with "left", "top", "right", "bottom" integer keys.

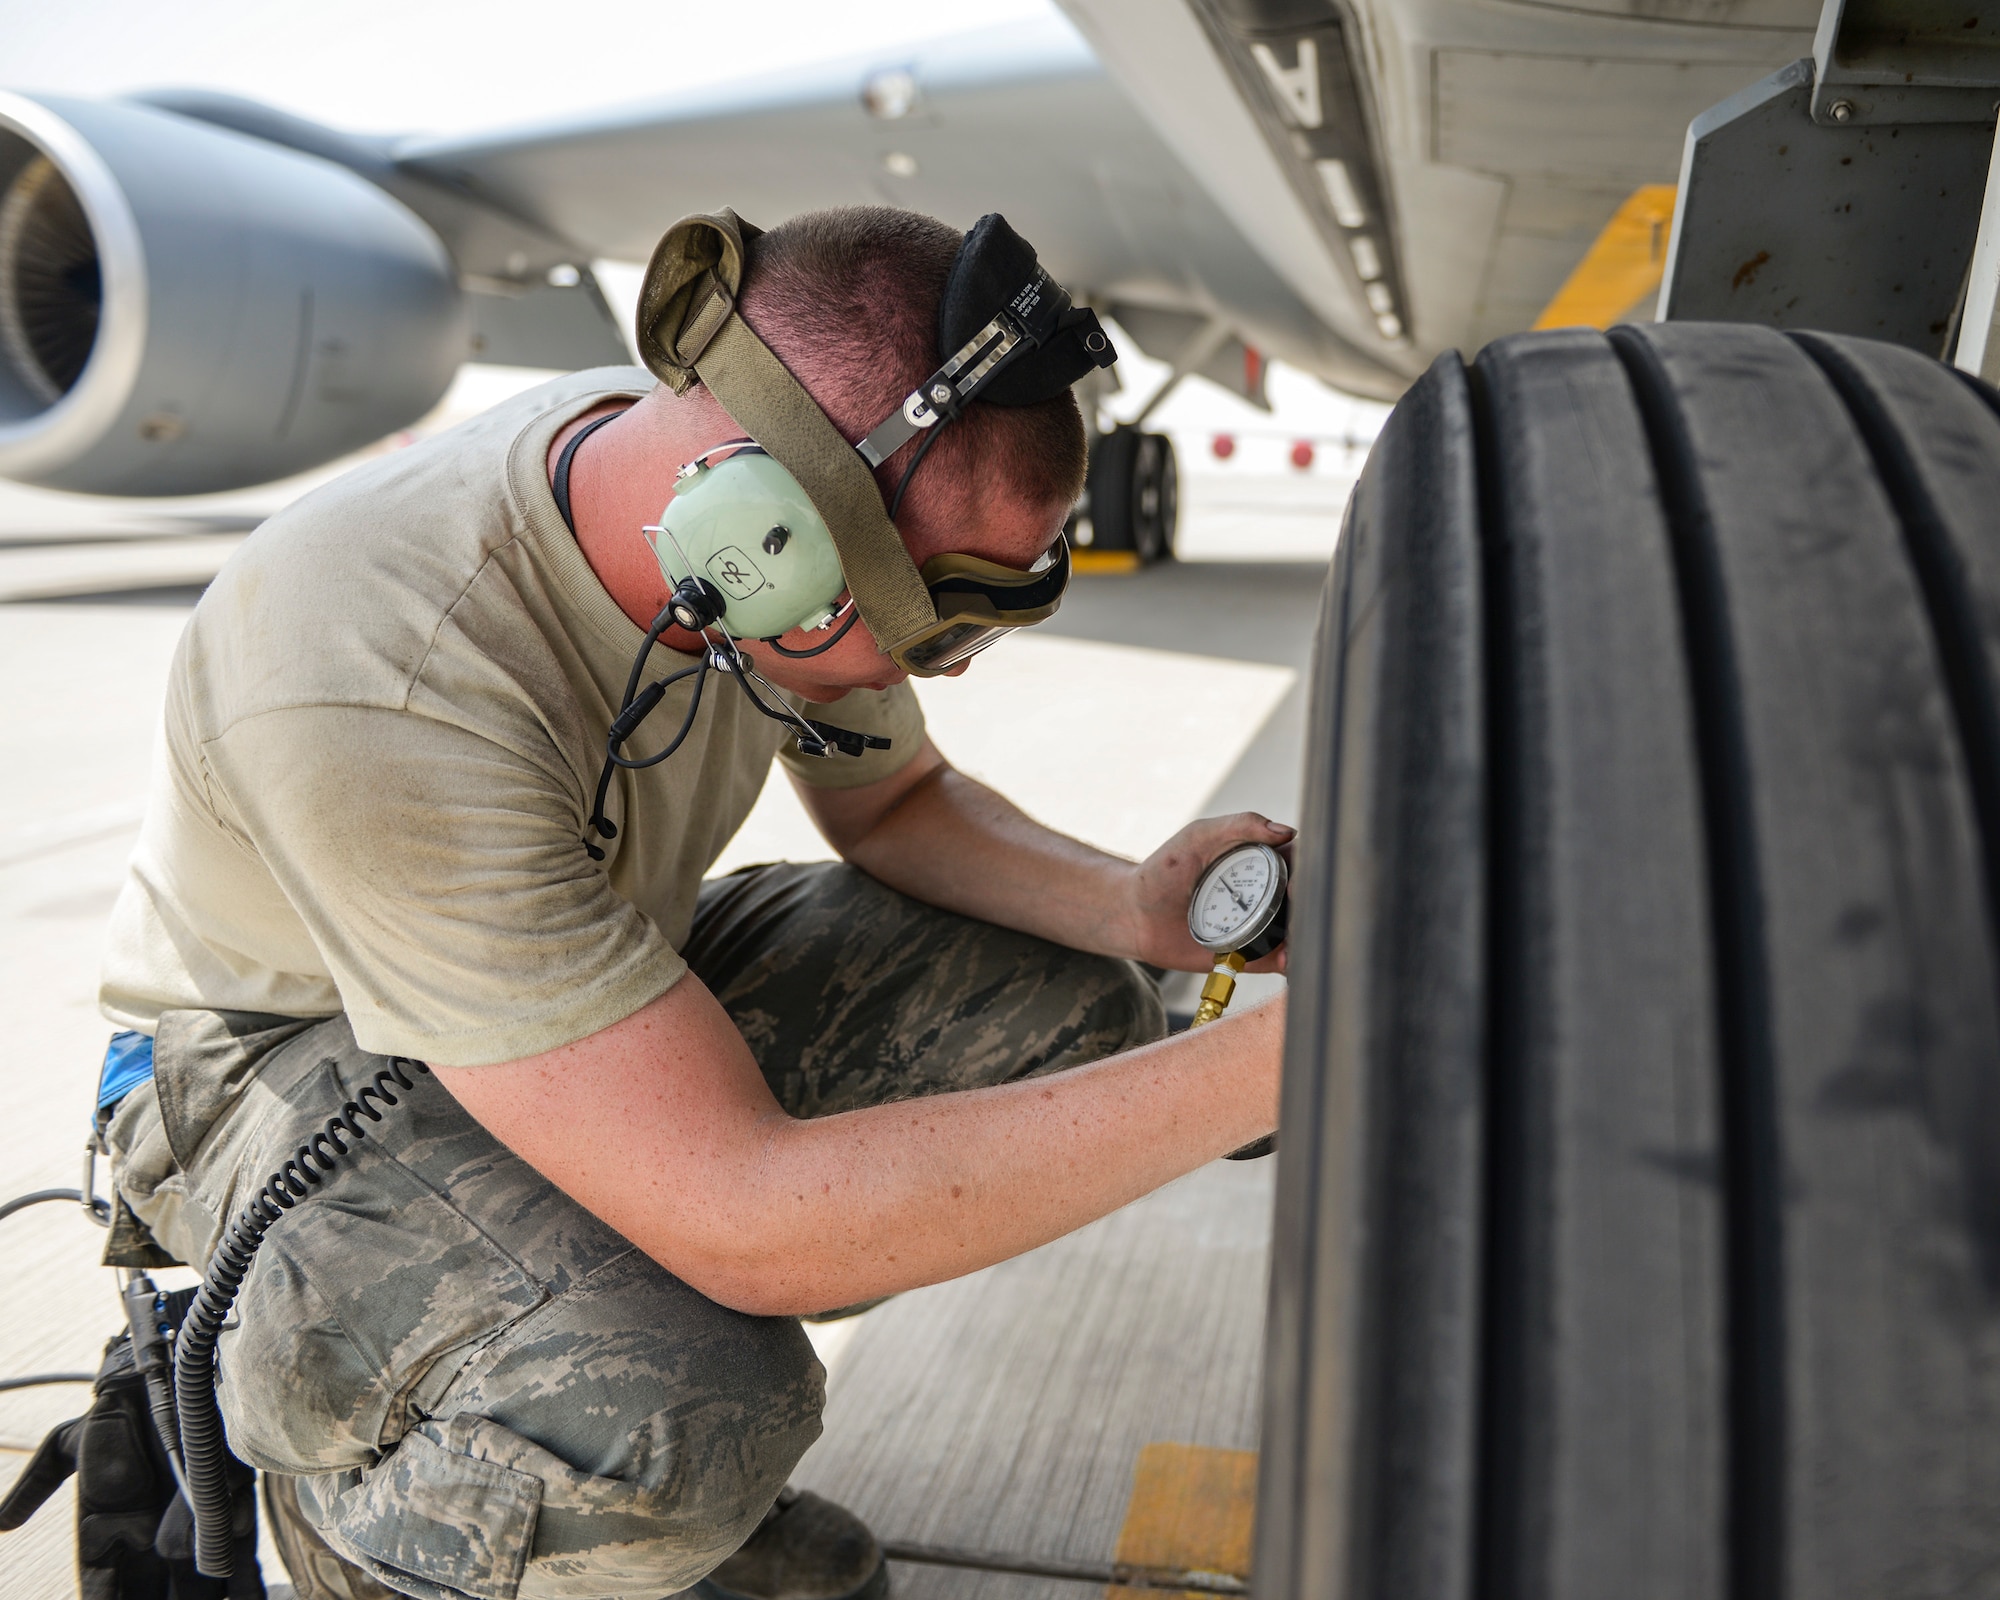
[{"left": 896, "top": 620, "right": 1017, "bottom": 674}]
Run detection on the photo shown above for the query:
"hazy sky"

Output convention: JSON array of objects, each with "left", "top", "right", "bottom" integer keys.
[{"left": 2, "top": 0, "right": 1069, "bottom": 137}]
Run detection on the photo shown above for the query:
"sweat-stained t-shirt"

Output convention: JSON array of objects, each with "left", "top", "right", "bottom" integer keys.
[{"left": 98, "top": 368, "right": 925, "bottom": 1067}]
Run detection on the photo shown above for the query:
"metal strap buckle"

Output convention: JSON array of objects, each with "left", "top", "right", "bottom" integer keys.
[{"left": 855, "top": 309, "right": 1027, "bottom": 467}]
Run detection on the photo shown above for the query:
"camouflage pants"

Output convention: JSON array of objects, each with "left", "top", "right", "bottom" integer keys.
[{"left": 105, "top": 862, "right": 1163, "bottom": 1600}]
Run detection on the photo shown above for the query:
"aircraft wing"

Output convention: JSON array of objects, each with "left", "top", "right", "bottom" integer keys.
[
  {"left": 1056, "top": 0, "right": 1822, "bottom": 364},
  {"left": 389, "top": 18, "right": 1414, "bottom": 401}
]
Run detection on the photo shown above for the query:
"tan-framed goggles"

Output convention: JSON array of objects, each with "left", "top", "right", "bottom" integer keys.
[
  {"left": 897, "top": 536, "right": 1071, "bottom": 673},
  {"left": 633, "top": 208, "right": 1111, "bottom": 677}
]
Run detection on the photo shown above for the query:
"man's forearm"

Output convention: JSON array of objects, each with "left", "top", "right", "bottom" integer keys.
[
  {"left": 837, "top": 762, "right": 1141, "bottom": 957},
  {"left": 440, "top": 954, "right": 1285, "bottom": 1320},
  {"left": 710, "top": 995, "right": 1282, "bottom": 1313}
]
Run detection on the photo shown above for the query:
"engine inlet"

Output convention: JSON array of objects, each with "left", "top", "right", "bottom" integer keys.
[
  {"left": 0, "top": 155, "right": 100, "bottom": 407},
  {"left": 0, "top": 90, "right": 469, "bottom": 494}
]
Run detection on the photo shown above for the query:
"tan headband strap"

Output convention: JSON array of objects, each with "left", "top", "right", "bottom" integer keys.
[
  {"left": 675, "top": 275, "right": 735, "bottom": 368},
  {"left": 637, "top": 211, "right": 752, "bottom": 393},
  {"left": 635, "top": 209, "right": 936, "bottom": 651},
  {"left": 693, "top": 317, "right": 936, "bottom": 650}
]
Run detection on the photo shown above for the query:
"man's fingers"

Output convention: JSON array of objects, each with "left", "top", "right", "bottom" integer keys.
[{"left": 1189, "top": 812, "right": 1297, "bottom": 854}]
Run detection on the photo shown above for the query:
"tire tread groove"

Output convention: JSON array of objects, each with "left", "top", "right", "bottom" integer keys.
[
  {"left": 1791, "top": 332, "right": 2000, "bottom": 1018},
  {"left": 1608, "top": 325, "right": 1784, "bottom": 1600},
  {"left": 1465, "top": 359, "right": 1528, "bottom": 1600}
]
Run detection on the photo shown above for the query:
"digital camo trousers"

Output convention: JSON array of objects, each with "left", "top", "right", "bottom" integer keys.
[{"left": 104, "top": 863, "right": 1165, "bottom": 1600}]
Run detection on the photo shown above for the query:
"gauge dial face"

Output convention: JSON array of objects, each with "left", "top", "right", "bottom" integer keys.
[{"left": 1189, "top": 843, "right": 1285, "bottom": 953}]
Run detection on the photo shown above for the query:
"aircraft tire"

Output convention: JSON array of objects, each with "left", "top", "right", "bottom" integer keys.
[
  {"left": 1258, "top": 322, "right": 2000, "bottom": 1600},
  {"left": 1086, "top": 426, "right": 1177, "bottom": 561},
  {"left": 1139, "top": 430, "right": 1178, "bottom": 563}
]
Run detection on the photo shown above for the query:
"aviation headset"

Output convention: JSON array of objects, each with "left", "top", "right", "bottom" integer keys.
[{"left": 580, "top": 208, "right": 1116, "bottom": 858}]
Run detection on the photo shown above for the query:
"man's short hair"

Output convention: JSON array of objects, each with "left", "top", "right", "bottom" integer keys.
[{"left": 736, "top": 207, "right": 1088, "bottom": 551}]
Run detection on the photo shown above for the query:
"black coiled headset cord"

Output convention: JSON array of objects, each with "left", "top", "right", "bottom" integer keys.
[{"left": 173, "top": 1054, "right": 432, "bottom": 1577}]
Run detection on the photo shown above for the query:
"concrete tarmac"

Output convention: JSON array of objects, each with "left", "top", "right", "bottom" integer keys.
[{"left": 0, "top": 460, "right": 1336, "bottom": 1597}]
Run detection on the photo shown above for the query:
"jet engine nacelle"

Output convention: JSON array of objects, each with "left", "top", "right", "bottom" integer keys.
[{"left": 0, "top": 92, "right": 465, "bottom": 496}]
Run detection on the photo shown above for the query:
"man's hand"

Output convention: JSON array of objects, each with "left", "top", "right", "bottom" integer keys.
[{"left": 1119, "top": 812, "right": 1296, "bottom": 973}]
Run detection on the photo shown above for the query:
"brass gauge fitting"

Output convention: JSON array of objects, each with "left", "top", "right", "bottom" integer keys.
[{"left": 1189, "top": 950, "right": 1248, "bottom": 1029}]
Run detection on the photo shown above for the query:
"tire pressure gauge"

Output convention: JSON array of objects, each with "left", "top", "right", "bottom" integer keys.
[
  {"left": 1188, "top": 841, "right": 1289, "bottom": 967},
  {"left": 1186, "top": 841, "right": 1288, "bottom": 1160}
]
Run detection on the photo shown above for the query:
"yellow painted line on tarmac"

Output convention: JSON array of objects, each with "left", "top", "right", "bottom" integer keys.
[
  {"left": 1106, "top": 1442, "right": 1258, "bottom": 1599},
  {"left": 1072, "top": 548, "right": 1144, "bottom": 575},
  {"left": 1534, "top": 183, "right": 1679, "bottom": 332}
]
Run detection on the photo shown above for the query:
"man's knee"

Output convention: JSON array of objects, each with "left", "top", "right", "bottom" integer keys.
[
  {"left": 304, "top": 1403, "right": 809, "bottom": 1600},
  {"left": 380, "top": 1251, "right": 825, "bottom": 1597},
  {"left": 252, "top": 1244, "right": 819, "bottom": 1598},
  {"left": 689, "top": 861, "right": 1166, "bottom": 1109},
  {"left": 1013, "top": 949, "right": 1168, "bottom": 1079}
]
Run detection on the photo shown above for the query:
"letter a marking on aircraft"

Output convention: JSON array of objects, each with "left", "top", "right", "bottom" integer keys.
[{"left": 1249, "top": 39, "right": 1322, "bottom": 131}]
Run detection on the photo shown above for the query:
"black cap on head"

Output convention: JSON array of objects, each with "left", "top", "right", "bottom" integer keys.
[{"left": 938, "top": 214, "right": 1116, "bottom": 406}]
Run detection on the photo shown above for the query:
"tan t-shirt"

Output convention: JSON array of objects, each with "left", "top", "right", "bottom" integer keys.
[{"left": 99, "top": 369, "right": 924, "bottom": 1067}]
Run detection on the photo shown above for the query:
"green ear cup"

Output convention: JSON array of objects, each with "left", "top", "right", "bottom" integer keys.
[{"left": 650, "top": 452, "right": 848, "bottom": 640}]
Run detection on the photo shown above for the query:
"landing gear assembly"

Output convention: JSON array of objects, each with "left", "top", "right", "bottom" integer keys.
[{"left": 1083, "top": 425, "right": 1177, "bottom": 563}]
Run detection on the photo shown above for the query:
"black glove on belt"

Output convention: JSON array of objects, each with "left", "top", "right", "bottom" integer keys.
[{"left": 1, "top": 1321, "right": 262, "bottom": 1599}]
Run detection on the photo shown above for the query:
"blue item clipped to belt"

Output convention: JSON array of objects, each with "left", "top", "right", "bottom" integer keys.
[{"left": 98, "top": 1031, "right": 154, "bottom": 1111}]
